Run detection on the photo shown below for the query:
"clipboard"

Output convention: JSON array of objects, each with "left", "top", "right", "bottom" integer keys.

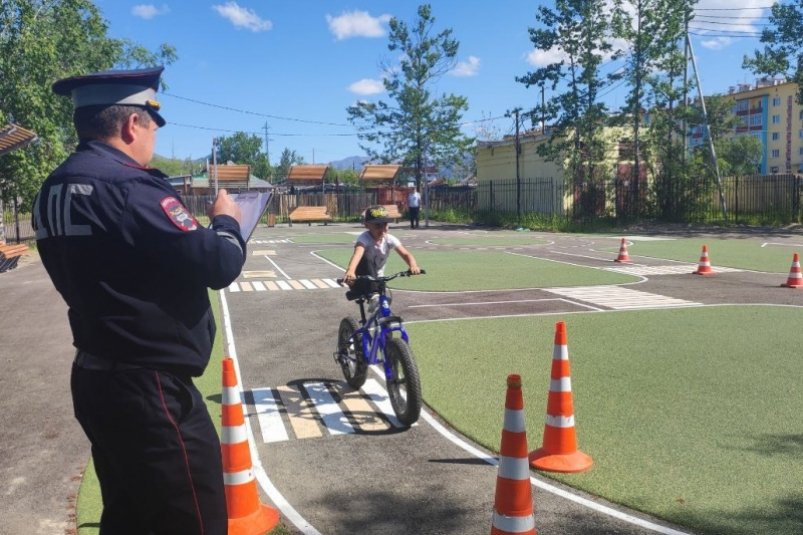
[{"left": 229, "top": 191, "right": 273, "bottom": 241}]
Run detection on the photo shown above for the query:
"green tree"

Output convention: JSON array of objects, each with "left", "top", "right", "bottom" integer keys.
[
  {"left": 346, "top": 4, "right": 473, "bottom": 191},
  {"left": 0, "top": 0, "right": 176, "bottom": 208},
  {"left": 216, "top": 131, "right": 271, "bottom": 180},
  {"left": 743, "top": 1, "right": 803, "bottom": 104},
  {"left": 517, "top": 0, "right": 618, "bottom": 194},
  {"left": 274, "top": 148, "right": 304, "bottom": 182},
  {"left": 612, "top": 0, "right": 691, "bottom": 215}
]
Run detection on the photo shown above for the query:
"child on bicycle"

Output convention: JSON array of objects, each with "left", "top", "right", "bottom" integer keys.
[{"left": 342, "top": 205, "right": 421, "bottom": 292}]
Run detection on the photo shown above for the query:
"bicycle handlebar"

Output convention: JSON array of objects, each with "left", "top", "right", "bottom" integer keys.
[{"left": 336, "top": 269, "right": 426, "bottom": 285}]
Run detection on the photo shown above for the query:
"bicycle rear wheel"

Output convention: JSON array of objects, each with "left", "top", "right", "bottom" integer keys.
[
  {"left": 384, "top": 338, "right": 422, "bottom": 426},
  {"left": 337, "top": 317, "right": 367, "bottom": 389}
]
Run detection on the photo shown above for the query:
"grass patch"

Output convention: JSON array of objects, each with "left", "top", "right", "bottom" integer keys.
[
  {"left": 316, "top": 248, "right": 639, "bottom": 291},
  {"left": 598, "top": 237, "right": 802, "bottom": 273},
  {"left": 407, "top": 305, "right": 803, "bottom": 535},
  {"left": 427, "top": 234, "right": 551, "bottom": 247}
]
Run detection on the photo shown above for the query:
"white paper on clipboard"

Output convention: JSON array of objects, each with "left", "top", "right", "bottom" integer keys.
[{"left": 230, "top": 191, "right": 272, "bottom": 241}]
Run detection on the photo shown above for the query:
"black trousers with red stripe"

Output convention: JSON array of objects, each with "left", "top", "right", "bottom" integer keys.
[{"left": 72, "top": 365, "right": 227, "bottom": 535}]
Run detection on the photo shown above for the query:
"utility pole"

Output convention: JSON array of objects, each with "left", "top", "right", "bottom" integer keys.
[
  {"left": 506, "top": 107, "right": 523, "bottom": 227},
  {"left": 687, "top": 33, "right": 727, "bottom": 219},
  {"left": 541, "top": 85, "right": 546, "bottom": 132},
  {"left": 682, "top": 12, "right": 689, "bottom": 166},
  {"left": 211, "top": 137, "right": 219, "bottom": 194},
  {"left": 262, "top": 121, "right": 270, "bottom": 163}
]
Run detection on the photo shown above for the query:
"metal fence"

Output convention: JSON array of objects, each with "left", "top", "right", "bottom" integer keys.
[{"left": 3, "top": 174, "right": 801, "bottom": 244}]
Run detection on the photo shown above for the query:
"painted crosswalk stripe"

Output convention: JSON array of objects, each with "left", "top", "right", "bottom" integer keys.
[
  {"left": 251, "top": 281, "right": 266, "bottom": 291},
  {"left": 300, "top": 279, "right": 318, "bottom": 289},
  {"left": 251, "top": 388, "right": 288, "bottom": 443},
  {"left": 241, "top": 281, "right": 254, "bottom": 292},
  {"left": 323, "top": 278, "right": 340, "bottom": 288},
  {"left": 265, "top": 281, "right": 279, "bottom": 291},
  {"left": 606, "top": 264, "right": 741, "bottom": 276},
  {"left": 276, "top": 384, "right": 322, "bottom": 439},
  {"left": 334, "top": 383, "right": 391, "bottom": 432},
  {"left": 546, "top": 285, "right": 700, "bottom": 310},
  {"left": 228, "top": 282, "right": 241, "bottom": 292},
  {"left": 361, "top": 377, "right": 403, "bottom": 428},
  {"left": 289, "top": 280, "right": 305, "bottom": 290},
  {"left": 304, "top": 382, "right": 355, "bottom": 435},
  {"left": 311, "top": 279, "right": 330, "bottom": 288},
  {"left": 276, "top": 280, "right": 293, "bottom": 291}
]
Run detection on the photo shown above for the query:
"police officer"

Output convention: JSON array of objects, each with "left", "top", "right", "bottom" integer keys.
[{"left": 34, "top": 67, "right": 244, "bottom": 535}]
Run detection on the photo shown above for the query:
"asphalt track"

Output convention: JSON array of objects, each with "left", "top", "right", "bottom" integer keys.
[
  {"left": 221, "top": 222, "right": 803, "bottom": 535},
  {"left": 5, "top": 221, "right": 802, "bottom": 534}
]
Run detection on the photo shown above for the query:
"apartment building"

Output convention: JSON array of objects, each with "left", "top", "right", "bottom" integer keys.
[{"left": 689, "top": 78, "right": 803, "bottom": 174}]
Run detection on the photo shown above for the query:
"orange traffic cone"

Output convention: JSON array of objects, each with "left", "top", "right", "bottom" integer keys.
[
  {"left": 491, "top": 374, "right": 536, "bottom": 535},
  {"left": 614, "top": 238, "right": 631, "bottom": 263},
  {"left": 529, "top": 322, "right": 592, "bottom": 473},
  {"left": 221, "top": 357, "right": 280, "bottom": 535},
  {"left": 692, "top": 245, "right": 715, "bottom": 275},
  {"left": 781, "top": 253, "right": 803, "bottom": 288}
]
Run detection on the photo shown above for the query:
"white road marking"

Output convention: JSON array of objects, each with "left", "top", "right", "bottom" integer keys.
[
  {"left": 545, "top": 286, "right": 701, "bottom": 309},
  {"left": 251, "top": 387, "right": 289, "bottom": 443}
]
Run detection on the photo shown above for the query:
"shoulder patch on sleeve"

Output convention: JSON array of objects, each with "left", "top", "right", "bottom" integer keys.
[{"left": 160, "top": 196, "right": 198, "bottom": 232}]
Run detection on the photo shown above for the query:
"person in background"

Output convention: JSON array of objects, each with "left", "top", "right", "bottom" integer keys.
[
  {"left": 33, "top": 66, "right": 245, "bottom": 535},
  {"left": 407, "top": 187, "right": 421, "bottom": 229}
]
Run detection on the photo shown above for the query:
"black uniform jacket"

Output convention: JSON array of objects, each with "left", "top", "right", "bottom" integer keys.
[{"left": 34, "top": 140, "right": 246, "bottom": 376}]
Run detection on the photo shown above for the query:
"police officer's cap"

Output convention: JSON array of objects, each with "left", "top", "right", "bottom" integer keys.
[{"left": 52, "top": 67, "right": 166, "bottom": 127}]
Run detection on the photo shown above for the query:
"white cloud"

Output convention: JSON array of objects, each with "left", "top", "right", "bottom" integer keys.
[
  {"left": 212, "top": 2, "right": 272, "bottom": 32},
  {"left": 692, "top": 0, "right": 764, "bottom": 49},
  {"left": 701, "top": 37, "right": 733, "bottom": 50},
  {"left": 451, "top": 56, "right": 480, "bottom": 77},
  {"left": 348, "top": 78, "right": 385, "bottom": 96},
  {"left": 131, "top": 4, "right": 169, "bottom": 20},
  {"left": 526, "top": 47, "right": 570, "bottom": 67},
  {"left": 326, "top": 11, "right": 391, "bottom": 40}
]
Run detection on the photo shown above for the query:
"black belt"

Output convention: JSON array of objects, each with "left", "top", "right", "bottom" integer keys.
[{"left": 74, "top": 350, "right": 143, "bottom": 371}]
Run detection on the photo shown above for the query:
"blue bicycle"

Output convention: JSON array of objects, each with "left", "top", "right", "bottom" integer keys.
[{"left": 334, "top": 270, "right": 425, "bottom": 426}]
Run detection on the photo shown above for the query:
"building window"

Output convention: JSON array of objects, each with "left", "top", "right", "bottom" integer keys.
[
  {"left": 799, "top": 146, "right": 803, "bottom": 155},
  {"left": 749, "top": 115, "right": 762, "bottom": 127},
  {"left": 771, "top": 149, "right": 780, "bottom": 158},
  {"left": 772, "top": 114, "right": 781, "bottom": 124},
  {"left": 772, "top": 96, "right": 781, "bottom": 106},
  {"left": 772, "top": 132, "right": 780, "bottom": 140},
  {"left": 736, "top": 100, "right": 749, "bottom": 112},
  {"left": 771, "top": 166, "right": 780, "bottom": 173}
]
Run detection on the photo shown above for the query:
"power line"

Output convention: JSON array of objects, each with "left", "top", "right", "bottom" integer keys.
[
  {"left": 169, "top": 122, "right": 360, "bottom": 137},
  {"left": 163, "top": 92, "right": 352, "bottom": 127}
]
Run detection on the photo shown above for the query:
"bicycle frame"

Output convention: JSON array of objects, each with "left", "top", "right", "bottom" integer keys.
[{"left": 352, "top": 291, "right": 409, "bottom": 379}]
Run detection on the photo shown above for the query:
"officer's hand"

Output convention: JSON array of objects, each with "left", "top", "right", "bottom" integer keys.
[{"left": 208, "top": 189, "right": 242, "bottom": 225}]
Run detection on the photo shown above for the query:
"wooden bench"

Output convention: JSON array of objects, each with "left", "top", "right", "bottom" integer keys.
[
  {"left": 381, "top": 204, "right": 402, "bottom": 222},
  {"left": 288, "top": 206, "right": 332, "bottom": 226},
  {"left": 0, "top": 243, "right": 29, "bottom": 273}
]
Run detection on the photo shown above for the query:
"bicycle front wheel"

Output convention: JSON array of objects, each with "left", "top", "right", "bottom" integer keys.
[
  {"left": 337, "top": 317, "right": 367, "bottom": 389},
  {"left": 384, "top": 338, "right": 422, "bottom": 426}
]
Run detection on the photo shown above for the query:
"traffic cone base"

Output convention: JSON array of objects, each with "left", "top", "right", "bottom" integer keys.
[
  {"left": 229, "top": 504, "right": 280, "bottom": 535},
  {"left": 529, "top": 448, "right": 593, "bottom": 473},
  {"left": 781, "top": 253, "right": 803, "bottom": 288}
]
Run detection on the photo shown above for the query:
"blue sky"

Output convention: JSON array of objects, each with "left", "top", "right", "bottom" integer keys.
[{"left": 95, "top": 0, "right": 774, "bottom": 164}]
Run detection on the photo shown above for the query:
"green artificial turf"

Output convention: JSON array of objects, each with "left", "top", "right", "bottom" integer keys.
[
  {"left": 600, "top": 237, "right": 803, "bottom": 273},
  {"left": 316, "top": 248, "right": 639, "bottom": 291},
  {"left": 406, "top": 305, "right": 803, "bottom": 535},
  {"left": 426, "top": 234, "right": 551, "bottom": 247}
]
